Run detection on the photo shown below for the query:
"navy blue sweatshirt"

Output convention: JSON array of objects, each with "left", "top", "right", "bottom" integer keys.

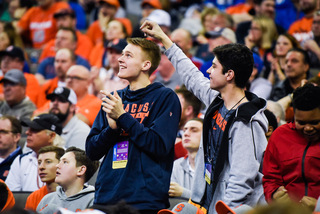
[{"left": 86, "top": 82, "right": 181, "bottom": 210}]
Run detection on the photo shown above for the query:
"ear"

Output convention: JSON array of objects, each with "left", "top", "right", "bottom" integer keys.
[
  {"left": 185, "top": 105, "right": 194, "bottom": 117},
  {"left": 77, "top": 165, "right": 87, "bottom": 177},
  {"left": 141, "top": 60, "right": 151, "bottom": 73},
  {"left": 48, "top": 132, "right": 56, "bottom": 144},
  {"left": 13, "top": 133, "right": 21, "bottom": 145},
  {"left": 225, "top": 69, "right": 235, "bottom": 81},
  {"left": 265, "top": 126, "right": 274, "bottom": 138}
]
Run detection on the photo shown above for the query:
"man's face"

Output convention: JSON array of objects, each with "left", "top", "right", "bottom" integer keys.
[
  {"left": 206, "top": 57, "right": 227, "bottom": 90},
  {"left": 54, "top": 30, "right": 76, "bottom": 51},
  {"left": 0, "top": 32, "right": 10, "bottom": 51},
  {"left": 54, "top": 50, "right": 74, "bottom": 79},
  {"left": 38, "top": 152, "right": 60, "bottom": 183},
  {"left": 99, "top": 3, "right": 117, "bottom": 19},
  {"left": 26, "top": 129, "right": 52, "bottom": 153},
  {"left": 284, "top": 51, "right": 308, "bottom": 80},
  {"left": 3, "top": 81, "right": 25, "bottom": 106},
  {"left": 49, "top": 96, "right": 72, "bottom": 122},
  {"left": 208, "top": 36, "right": 231, "bottom": 52},
  {"left": 107, "top": 49, "right": 122, "bottom": 70},
  {"left": 0, "top": 119, "right": 19, "bottom": 154},
  {"left": 106, "top": 20, "right": 125, "bottom": 40},
  {"left": 182, "top": 120, "right": 203, "bottom": 152},
  {"left": 258, "top": 0, "right": 275, "bottom": 19},
  {"left": 55, "top": 152, "right": 80, "bottom": 188},
  {"left": 312, "top": 15, "right": 320, "bottom": 37},
  {"left": 295, "top": 108, "right": 320, "bottom": 142},
  {"left": 66, "top": 66, "right": 90, "bottom": 96},
  {"left": 157, "top": 54, "right": 175, "bottom": 78},
  {"left": 8, "top": 0, "right": 20, "bottom": 19},
  {"left": 171, "top": 29, "right": 192, "bottom": 54},
  {"left": 118, "top": 44, "right": 147, "bottom": 81},
  {"left": 56, "top": 16, "right": 75, "bottom": 29},
  {"left": 0, "top": 56, "right": 23, "bottom": 74}
]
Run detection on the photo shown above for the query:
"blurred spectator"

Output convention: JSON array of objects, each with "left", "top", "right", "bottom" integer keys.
[
  {"left": 36, "top": 147, "right": 99, "bottom": 213},
  {"left": 236, "top": 0, "right": 285, "bottom": 44},
  {"left": 0, "top": 115, "right": 22, "bottom": 181},
  {"left": 169, "top": 118, "right": 203, "bottom": 200},
  {"left": 263, "top": 83, "right": 320, "bottom": 211},
  {"left": 47, "top": 87, "right": 90, "bottom": 150},
  {"left": 68, "top": 0, "right": 87, "bottom": 30},
  {"left": 0, "top": 22, "right": 24, "bottom": 51},
  {"left": 38, "top": 8, "right": 93, "bottom": 63},
  {"left": 170, "top": 28, "right": 203, "bottom": 69},
  {"left": 36, "top": 28, "right": 91, "bottom": 85},
  {"left": 0, "top": 46, "right": 41, "bottom": 106},
  {"left": 288, "top": 0, "right": 317, "bottom": 42},
  {"left": 302, "top": 10, "right": 320, "bottom": 69},
  {"left": 25, "top": 146, "right": 65, "bottom": 211},
  {"left": 247, "top": 53, "right": 272, "bottom": 100},
  {"left": 270, "top": 48, "right": 310, "bottom": 101},
  {"left": 37, "top": 48, "right": 76, "bottom": 107},
  {"left": 174, "top": 86, "right": 203, "bottom": 160},
  {"left": 131, "top": 0, "right": 162, "bottom": 38},
  {"left": 0, "top": 69, "right": 36, "bottom": 120},
  {"left": 267, "top": 33, "right": 300, "bottom": 84},
  {"left": 267, "top": 100, "right": 286, "bottom": 127},
  {"left": 89, "top": 19, "right": 131, "bottom": 68},
  {"left": 16, "top": 0, "right": 69, "bottom": 48},
  {"left": 5, "top": 114, "right": 64, "bottom": 191},
  {"left": 0, "top": 179, "right": 15, "bottom": 212},
  {"left": 263, "top": 109, "right": 278, "bottom": 141},
  {"left": 86, "top": 0, "right": 120, "bottom": 46},
  {"left": 146, "top": 9, "right": 172, "bottom": 40}
]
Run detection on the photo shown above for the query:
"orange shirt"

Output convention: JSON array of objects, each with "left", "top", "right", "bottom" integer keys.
[
  {"left": 39, "top": 31, "right": 93, "bottom": 62},
  {"left": 86, "top": 20, "right": 103, "bottom": 46},
  {"left": 226, "top": 3, "right": 253, "bottom": 15},
  {"left": 89, "top": 42, "right": 104, "bottom": 68},
  {"left": 0, "top": 73, "right": 41, "bottom": 107},
  {"left": 288, "top": 16, "right": 313, "bottom": 42},
  {"left": 34, "top": 93, "right": 101, "bottom": 127},
  {"left": 37, "top": 77, "right": 59, "bottom": 107},
  {"left": 0, "top": 179, "right": 15, "bottom": 212},
  {"left": 18, "top": 2, "right": 70, "bottom": 48},
  {"left": 25, "top": 185, "right": 49, "bottom": 211}
]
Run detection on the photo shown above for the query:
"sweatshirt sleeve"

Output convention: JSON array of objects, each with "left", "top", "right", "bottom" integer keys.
[
  {"left": 262, "top": 136, "right": 284, "bottom": 202},
  {"left": 85, "top": 107, "right": 121, "bottom": 160},
  {"left": 223, "top": 120, "right": 267, "bottom": 207},
  {"left": 165, "top": 44, "right": 219, "bottom": 107},
  {"left": 116, "top": 91, "right": 181, "bottom": 158}
]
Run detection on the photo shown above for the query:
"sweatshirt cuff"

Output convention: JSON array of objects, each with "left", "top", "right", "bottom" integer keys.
[{"left": 116, "top": 112, "right": 135, "bottom": 131}]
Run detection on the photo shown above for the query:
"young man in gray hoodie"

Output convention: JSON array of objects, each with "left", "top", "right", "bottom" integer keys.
[
  {"left": 141, "top": 21, "right": 268, "bottom": 214},
  {"left": 37, "top": 147, "right": 99, "bottom": 214}
]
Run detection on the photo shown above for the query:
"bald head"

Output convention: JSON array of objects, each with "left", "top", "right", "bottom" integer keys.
[
  {"left": 66, "top": 65, "right": 90, "bottom": 97},
  {"left": 171, "top": 28, "right": 192, "bottom": 54}
]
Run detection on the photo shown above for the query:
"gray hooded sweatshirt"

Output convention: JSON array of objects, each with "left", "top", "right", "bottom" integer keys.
[
  {"left": 37, "top": 185, "right": 95, "bottom": 214},
  {"left": 165, "top": 44, "right": 268, "bottom": 214}
]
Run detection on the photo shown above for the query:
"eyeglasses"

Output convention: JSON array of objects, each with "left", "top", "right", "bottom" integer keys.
[
  {"left": 0, "top": 129, "right": 14, "bottom": 135},
  {"left": 66, "top": 75, "right": 87, "bottom": 81}
]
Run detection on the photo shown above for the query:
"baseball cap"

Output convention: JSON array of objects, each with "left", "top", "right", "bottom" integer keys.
[
  {"left": 205, "top": 27, "right": 237, "bottom": 43},
  {"left": 0, "top": 46, "right": 25, "bottom": 61},
  {"left": 147, "top": 9, "right": 171, "bottom": 27},
  {"left": 252, "top": 53, "right": 264, "bottom": 74},
  {"left": 0, "top": 69, "right": 26, "bottom": 86},
  {"left": 215, "top": 200, "right": 252, "bottom": 214},
  {"left": 54, "top": 8, "right": 76, "bottom": 19},
  {"left": 141, "top": 0, "right": 162, "bottom": 9},
  {"left": 107, "top": 39, "right": 127, "bottom": 53},
  {"left": 99, "top": 0, "right": 120, "bottom": 8},
  {"left": 21, "top": 114, "right": 62, "bottom": 135},
  {"left": 46, "top": 87, "right": 77, "bottom": 105},
  {"left": 158, "top": 202, "right": 204, "bottom": 214}
]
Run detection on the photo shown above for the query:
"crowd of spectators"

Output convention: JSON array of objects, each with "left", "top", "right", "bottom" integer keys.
[{"left": 0, "top": 0, "right": 320, "bottom": 213}]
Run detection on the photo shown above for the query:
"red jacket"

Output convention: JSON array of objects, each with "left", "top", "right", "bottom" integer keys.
[{"left": 262, "top": 122, "right": 320, "bottom": 202}]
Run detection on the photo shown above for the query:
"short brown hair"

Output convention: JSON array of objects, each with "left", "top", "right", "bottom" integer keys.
[
  {"left": 0, "top": 115, "right": 21, "bottom": 134},
  {"left": 66, "top": 147, "right": 99, "bottom": 182},
  {"left": 127, "top": 38, "right": 161, "bottom": 76},
  {"left": 38, "top": 146, "right": 65, "bottom": 161}
]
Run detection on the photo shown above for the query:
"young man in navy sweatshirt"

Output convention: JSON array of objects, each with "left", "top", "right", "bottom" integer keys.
[{"left": 86, "top": 38, "right": 181, "bottom": 214}]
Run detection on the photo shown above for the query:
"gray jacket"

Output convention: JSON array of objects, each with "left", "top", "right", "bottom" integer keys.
[
  {"left": 37, "top": 185, "right": 95, "bottom": 214},
  {"left": 166, "top": 44, "right": 268, "bottom": 214}
]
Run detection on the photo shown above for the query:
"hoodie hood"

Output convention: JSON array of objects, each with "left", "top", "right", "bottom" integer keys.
[{"left": 56, "top": 185, "right": 95, "bottom": 201}]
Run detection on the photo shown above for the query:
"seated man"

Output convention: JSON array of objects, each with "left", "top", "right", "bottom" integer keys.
[
  {"left": 25, "top": 146, "right": 65, "bottom": 211},
  {"left": 169, "top": 118, "right": 203, "bottom": 200},
  {"left": 37, "top": 147, "right": 99, "bottom": 213},
  {"left": 263, "top": 83, "right": 320, "bottom": 210},
  {"left": 0, "top": 115, "right": 23, "bottom": 181},
  {"left": 5, "top": 114, "right": 64, "bottom": 191}
]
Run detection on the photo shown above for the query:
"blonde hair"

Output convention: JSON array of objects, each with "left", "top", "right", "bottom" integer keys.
[{"left": 253, "top": 16, "right": 278, "bottom": 50}]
